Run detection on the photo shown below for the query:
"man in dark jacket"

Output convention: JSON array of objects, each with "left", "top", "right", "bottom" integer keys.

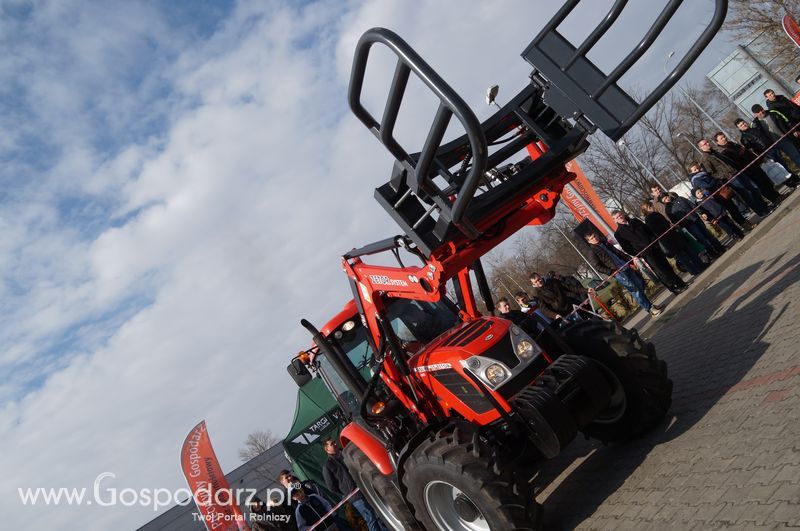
[
  {"left": 496, "top": 296, "right": 545, "bottom": 333},
  {"left": 714, "top": 132, "right": 780, "bottom": 203},
  {"left": 529, "top": 272, "right": 588, "bottom": 320},
  {"left": 764, "top": 89, "right": 800, "bottom": 124},
  {"left": 752, "top": 104, "right": 800, "bottom": 162},
  {"left": 612, "top": 210, "right": 687, "bottom": 294},
  {"left": 692, "top": 188, "right": 745, "bottom": 241},
  {"left": 661, "top": 193, "right": 725, "bottom": 257},
  {"left": 687, "top": 161, "right": 752, "bottom": 228},
  {"left": 640, "top": 201, "right": 705, "bottom": 275},
  {"left": 714, "top": 131, "right": 781, "bottom": 203},
  {"left": 323, "top": 440, "right": 386, "bottom": 531},
  {"left": 735, "top": 118, "right": 800, "bottom": 187},
  {"left": 697, "top": 138, "right": 770, "bottom": 216},
  {"left": 582, "top": 231, "right": 660, "bottom": 316},
  {"left": 291, "top": 488, "right": 340, "bottom": 531}
]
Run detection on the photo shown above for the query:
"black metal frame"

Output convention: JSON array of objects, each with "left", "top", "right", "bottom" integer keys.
[
  {"left": 522, "top": 0, "right": 728, "bottom": 141},
  {"left": 346, "top": 1, "right": 726, "bottom": 258}
]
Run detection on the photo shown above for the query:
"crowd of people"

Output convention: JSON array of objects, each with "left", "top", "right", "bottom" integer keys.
[
  {"left": 497, "top": 87, "right": 800, "bottom": 323},
  {"left": 248, "top": 439, "right": 386, "bottom": 531}
]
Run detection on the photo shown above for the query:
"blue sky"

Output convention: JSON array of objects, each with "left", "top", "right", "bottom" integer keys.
[{"left": 0, "top": 1, "right": 738, "bottom": 528}]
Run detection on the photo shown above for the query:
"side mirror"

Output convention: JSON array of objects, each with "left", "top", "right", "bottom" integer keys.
[{"left": 287, "top": 358, "right": 312, "bottom": 387}]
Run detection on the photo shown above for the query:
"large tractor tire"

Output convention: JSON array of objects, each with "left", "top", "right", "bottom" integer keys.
[
  {"left": 402, "top": 424, "right": 539, "bottom": 531},
  {"left": 558, "top": 319, "right": 672, "bottom": 443},
  {"left": 342, "top": 443, "right": 421, "bottom": 531}
]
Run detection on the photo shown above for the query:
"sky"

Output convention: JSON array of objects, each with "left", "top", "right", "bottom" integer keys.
[{"left": 0, "top": 0, "right": 737, "bottom": 528}]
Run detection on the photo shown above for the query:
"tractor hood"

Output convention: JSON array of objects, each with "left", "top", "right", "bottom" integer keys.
[{"left": 409, "top": 316, "right": 546, "bottom": 392}]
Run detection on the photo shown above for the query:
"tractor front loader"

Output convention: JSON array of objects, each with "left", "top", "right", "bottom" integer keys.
[{"left": 287, "top": 2, "right": 727, "bottom": 529}]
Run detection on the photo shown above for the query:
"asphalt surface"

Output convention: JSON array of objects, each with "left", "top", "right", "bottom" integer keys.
[{"left": 535, "top": 188, "right": 800, "bottom": 529}]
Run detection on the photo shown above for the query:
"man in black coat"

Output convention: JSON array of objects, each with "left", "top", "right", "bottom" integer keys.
[
  {"left": 752, "top": 104, "right": 800, "bottom": 162},
  {"left": 640, "top": 201, "right": 705, "bottom": 275},
  {"left": 611, "top": 210, "right": 687, "bottom": 294},
  {"left": 735, "top": 118, "right": 800, "bottom": 188},
  {"left": 697, "top": 138, "right": 770, "bottom": 216},
  {"left": 529, "top": 272, "right": 588, "bottom": 321},
  {"left": 714, "top": 132, "right": 781, "bottom": 203},
  {"left": 661, "top": 193, "right": 725, "bottom": 258},
  {"left": 323, "top": 440, "right": 387, "bottom": 531},
  {"left": 765, "top": 89, "right": 800, "bottom": 123}
]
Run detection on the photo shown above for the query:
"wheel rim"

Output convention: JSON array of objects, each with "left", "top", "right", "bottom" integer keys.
[
  {"left": 358, "top": 471, "right": 404, "bottom": 530},
  {"left": 423, "top": 480, "right": 490, "bottom": 531},
  {"left": 592, "top": 360, "right": 627, "bottom": 424}
]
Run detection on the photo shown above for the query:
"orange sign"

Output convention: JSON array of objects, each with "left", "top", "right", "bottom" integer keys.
[
  {"left": 181, "top": 421, "right": 251, "bottom": 531},
  {"left": 783, "top": 15, "right": 800, "bottom": 49},
  {"left": 561, "top": 160, "right": 618, "bottom": 236}
]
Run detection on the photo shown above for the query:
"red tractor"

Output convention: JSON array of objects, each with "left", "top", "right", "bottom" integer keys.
[{"left": 287, "top": 2, "right": 727, "bottom": 529}]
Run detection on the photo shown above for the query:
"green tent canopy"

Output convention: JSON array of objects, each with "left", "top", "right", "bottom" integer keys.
[{"left": 282, "top": 377, "right": 345, "bottom": 500}]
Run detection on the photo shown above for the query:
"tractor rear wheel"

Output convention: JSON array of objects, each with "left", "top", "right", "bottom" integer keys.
[
  {"left": 342, "top": 443, "right": 421, "bottom": 530},
  {"left": 403, "top": 424, "right": 539, "bottom": 530},
  {"left": 558, "top": 319, "right": 672, "bottom": 443}
]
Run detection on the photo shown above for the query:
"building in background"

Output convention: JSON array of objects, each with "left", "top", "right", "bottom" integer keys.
[
  {"left": 137, "top": 444, "right": 290, "bottom": 531},
  {"left": 707, "top": 32, "right": 797, "bottom": 116}
]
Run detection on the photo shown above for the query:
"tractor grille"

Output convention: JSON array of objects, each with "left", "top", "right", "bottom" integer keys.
[
  {"left": 433, "top": 369, "right": 494, "bottom": 414},
  {"left": 481, "top": 334, "right": 519, "bottom": 369},
  {"left": 442, "top": 319, "right": 493, "bottom": 347}
]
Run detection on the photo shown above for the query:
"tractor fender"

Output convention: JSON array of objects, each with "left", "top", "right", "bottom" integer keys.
[{"left": 339, "top": 423, "right": 395, "bottom": 475}]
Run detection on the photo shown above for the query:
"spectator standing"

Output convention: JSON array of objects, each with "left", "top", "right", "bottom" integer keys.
[
  {"left": 514, "top": 292, "right": 552, "bottom": 324},
  {"left": 279, "top": 470, "right": 321, "bottom": 497},
  {"left": 697, "top": 138, "right": 770, "bottom": 216},
  {"left": 611, "top": 210, "right": 687, "bottom": 294},
  {"left": 582, "top": 232, "right": 661, "bottom": 317},
  {"left": 514, "top": 292, "right": 532, "bottom": 314},
  {"left": 688, "top": 162, "right": 753, "bottom": 229},
  {"left": 661, "top": 193, "right": 725, "bottom": 258},
  {"left": 292, "top": 489, "right": 340, "bottom": 531},
  {"left": 649, "top": 184, "right": 669, "bottom": 217},
  {"left": 714, "top": 132, "right": 781, "bottom": 203},
  {"left": 322, "top": 440, "right": 387, "bottom": 531},
  {"left": 764, "top": 89, "right": 800, "bottom": 124},
  {"left": 640, "top": 201, "right": 705, "bottom": 275},
  {"left": 529, "top": 272, "right": 588, "bottom": 320},
  {"left": 497, "top": 297, "right": 545, "bottom": 333},
  {"left": 692, "top": 188, "right": 745, "bottom": 241},
  {"left": 752, "top": 104, "right": 800, "bottom": 165},
  {"left": 735, "top": 118, "right": 800, "bottom": 187}
]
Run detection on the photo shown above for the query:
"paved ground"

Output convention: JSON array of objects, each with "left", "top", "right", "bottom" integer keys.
[{"left": 535, "top": 189, "right": 800, "bottom": 529}]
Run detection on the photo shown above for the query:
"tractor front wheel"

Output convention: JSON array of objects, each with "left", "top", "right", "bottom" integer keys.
[
  {"left": 342, "top": 443, "right": 421, "bottom": 531},
  {"left": 558, "top": 319, "right": 672, "bottom": 443},
  {"left": 403, "top": 424, "right": 539, "bottom": 531}
]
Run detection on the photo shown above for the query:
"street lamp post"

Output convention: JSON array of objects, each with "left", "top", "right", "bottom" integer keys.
[
  {"left": 665, "top": 51, "right": 734, "bottom": 138},
  {"left": 616, "top": 137, "right": 669, "bottom": 191}
]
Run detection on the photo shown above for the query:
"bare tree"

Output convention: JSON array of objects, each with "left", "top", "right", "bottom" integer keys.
[
  {"left": 725, "top": 0, "right": 800, "bottom": 85},
  {"left": 239, "top": 430, "right": 280, "bottom": 462}
]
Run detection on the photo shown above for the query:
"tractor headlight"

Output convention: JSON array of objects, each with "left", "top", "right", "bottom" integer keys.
[
  {"left": 484, "top": 363, "right": 508, "bottom": 386},
  {"left": 516, "top": 340, "right": 535, "bottom": 360},
  {"left": 509, "top": 325, "right": 541, "bottom": 361}
]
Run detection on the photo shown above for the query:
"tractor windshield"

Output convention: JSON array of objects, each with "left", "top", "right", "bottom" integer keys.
[
  {"left": 335, "top": 322, "right": 373, "bottom": 373},
  {"left": 386, "top": 298, "right": 460, "bottom": 345}
]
